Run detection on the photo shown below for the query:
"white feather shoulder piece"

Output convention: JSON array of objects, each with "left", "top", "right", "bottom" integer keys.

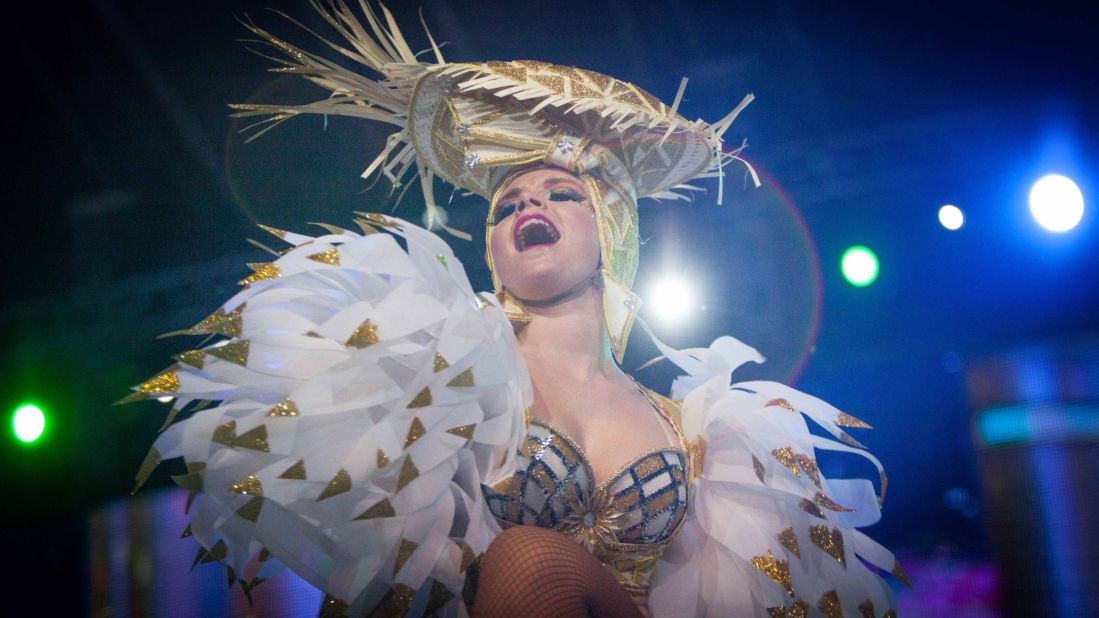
[
  {"left": 127, "top": 215, "right": 531, "bottom": 616},
  {"left": 647, "top": 335, "right": 904, "bottom": 618}
]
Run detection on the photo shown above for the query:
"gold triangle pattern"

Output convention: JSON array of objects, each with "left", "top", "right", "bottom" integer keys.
[
  {"left": 278, "top": 459, "right": 306, "bottom": 480},
  {"left": 306, "top": 248, "right": 340, "bottom": 265},
  {"left": 408, "top": 387, "right": 432, "bottom": 408},
  {"left": 317, "top": 469, "right": 351, "bottom": 501},
  {"left": 206, "top": 340, "right": 249, "bottom": 366},
  {"left": 353, "top": 498, "right": 396, "bottom": 520},
  {"left": 266, "top": 399, "right": 300, "bottom": 417},
  {"left": 446, "top": 369, "right": 474, "bottom": 388}
]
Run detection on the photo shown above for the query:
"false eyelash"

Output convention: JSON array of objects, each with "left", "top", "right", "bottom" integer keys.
[
  {"left": 548, "top": 188, "right": 584, "bottom": 202},
  {"left": 493, "top": 202, "right": 517, "bottom": 223}
]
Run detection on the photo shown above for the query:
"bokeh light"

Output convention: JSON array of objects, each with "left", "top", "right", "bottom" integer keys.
[
  {"left": 841, "top": 246, "right": 879, "bottom": 287},
  {"left": 1029, "top": 174, "right": 1084, "bottom": 232},
  {"left": 939, "top": 204, "right": 964, "bottom": 230},
  {"left": 13, "top": 403, "right": 45, "bottom": 443},
  {"left": 648, "top": 276, "right": 695, "bottom": 324}
]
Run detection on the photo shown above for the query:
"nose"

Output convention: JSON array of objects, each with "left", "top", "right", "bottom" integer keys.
[{"left": 516, "top": 195, "right": 544, "bottom": 212}]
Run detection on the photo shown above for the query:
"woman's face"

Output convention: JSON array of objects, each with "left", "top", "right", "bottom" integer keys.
[{"left": 489, "top": 167, "right": 601, "bottom": 302}]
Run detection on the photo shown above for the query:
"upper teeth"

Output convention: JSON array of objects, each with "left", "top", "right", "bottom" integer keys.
[{"left": 516, "top": 218, "right": 559, "bottom": 250}]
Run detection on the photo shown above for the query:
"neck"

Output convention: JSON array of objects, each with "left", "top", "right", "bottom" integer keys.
[{"left": 516, "top": 285, "right": 618, "bottom": 382}]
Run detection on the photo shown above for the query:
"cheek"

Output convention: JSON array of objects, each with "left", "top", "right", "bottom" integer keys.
[{"left": 488, "top": 225, "right": 512, "bottom": 282}]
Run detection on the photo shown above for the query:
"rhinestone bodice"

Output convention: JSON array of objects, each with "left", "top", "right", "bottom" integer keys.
[{"left": 482, "top": 403, "right": 690, "bottom": 596}]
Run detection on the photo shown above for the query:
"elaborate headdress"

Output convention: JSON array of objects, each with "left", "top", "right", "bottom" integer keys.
[{"left": 233, "top": 0, "right": 757, "bottom": 360}]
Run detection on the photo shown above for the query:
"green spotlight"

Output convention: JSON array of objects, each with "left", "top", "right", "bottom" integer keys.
[
  {"left": 13, "top": 403, "right": 46, "bottom": 443},
  {"left": 841, "top": 246, "right": 879, "bottom": 287}
]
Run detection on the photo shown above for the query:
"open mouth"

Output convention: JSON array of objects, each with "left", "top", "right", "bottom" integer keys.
[{"left": 513, "top": 214, "right": 561, "bottom": 251}]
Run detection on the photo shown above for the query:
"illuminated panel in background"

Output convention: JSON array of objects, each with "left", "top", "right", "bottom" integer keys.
[
  {"left": 966, "top": 342, "right": 1099, "bottom": 616},
  {"left": 88, "top": 489, "right": 322, "bottom": 616}
]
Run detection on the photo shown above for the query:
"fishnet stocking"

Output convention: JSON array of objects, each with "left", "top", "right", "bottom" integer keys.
[{"left": 473, "top": 525, "right": 645, "bottom": 617}]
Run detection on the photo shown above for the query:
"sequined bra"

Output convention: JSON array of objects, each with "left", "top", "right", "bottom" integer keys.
[{"left": 481, "top": 394, "right": 690, "bottom": 597}]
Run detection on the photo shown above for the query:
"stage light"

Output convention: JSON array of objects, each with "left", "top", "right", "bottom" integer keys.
[
  {"left": 12, "top": 403, "right": 45, "bottom": 443},
  {"left": 841, "top": 246, "right": 879, "bottom": 287},
  {"left": 649, "top": 276, "right": 695, "bottom": 324},
  {"left": 938, "top": 204, "right": 964, "bottom": 230},
  {"left": 1029, "top": 174, "right": 1084, "bottom": 232}
]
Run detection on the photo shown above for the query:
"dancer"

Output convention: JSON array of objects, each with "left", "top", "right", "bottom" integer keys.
[{"left": 126, "top": 2, "right": 902, "bottom": 616}]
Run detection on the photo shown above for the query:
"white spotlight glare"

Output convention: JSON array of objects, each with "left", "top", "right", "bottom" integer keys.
[
  {"left": 649, "top": 277, "right": 695, "bottom": 324},
  {"left": 1029, "top": 174, "right": 1084, "bottom": 233},
  {"left": 938, "top": 204, "right": 964, "bottom": 231}
]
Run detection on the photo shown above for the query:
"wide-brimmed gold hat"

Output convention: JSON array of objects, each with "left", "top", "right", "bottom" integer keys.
[{"left": 232, "top": 0, "right": 757, "bottom": 359}]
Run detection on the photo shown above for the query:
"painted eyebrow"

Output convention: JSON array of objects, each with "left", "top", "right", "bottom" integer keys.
[{"left": 497, "top": 177, "right": 583, "bottom": 203}]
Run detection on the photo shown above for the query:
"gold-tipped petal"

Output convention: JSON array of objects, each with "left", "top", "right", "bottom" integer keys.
[
  {"left": 181, "top": 523, "right": 193, "bottom": 538},
  {"left": 836, "top": 412, "right": 873, "bottom": 429},
  {"left": 278, "top": 459, "right": 306, "bottom": 480},
  {"left": 309, "top": 222, "right": 348, "bottom": 235},
  {"left": 396, "top": 457, "right": 419, "bottom": 491},
  {"left": 408, "top": 387, "right": 432, "bottom": 408},
  {"left": 358, "top": 212, "right": 399, "bottom": 228},
  {"left": 799, "top": 498, "right": 825, "bottom": 519},
  {"left": 433, "top": 353, "right": 450, "bottom": 372},
  {"left": 258, "top": 223, "right": 288, "bottom": 239},
  {"left": 404, "top": 417, "right": 426, "bottom": 449},
  {"left": 858, "top": 600, "right": 876, "bottom": 618},
  {"left": 204, "top": 540, "right": 228, "bottom": 563},
  {"left": 778, "top": 527, "right": 800, "bottom": 558},
  {"left": 751, "top": 550, "right": 793, "bottom": 596},
  {"left": 839, "top": 431, "right": 867, "bottom": 449},
  {"left": 817, "top": 591, "right": 842, "bottom": 618},
  {"left": 266, "top": 399, "right": 300, "bottom": 417},
  {"left": 229, "top": 474, "right": 263, "bottom": 496},
  {"left": 446, "top": 368, "right": 475, "bottom": 387},
  {"left": 317, "top": 469, "right": 351, "bottom": 501},
  {"left": 211, "top": 421, "right": 238, "bottom": 446},
  {"left": 753, "top": 455, "right": 766, "bottom": 483},
  {"left": 814, "top": 492, "right": 855, "bottom": 513},
  {"left": 790, "top": 600, "right": 809, "bottom": 618},
  {"left": 394, "top": 538, "right": 418, "bottom": 575},
  {"left": 459, "top": 542, "right": 477, "bottom": 572},
  {"left": 370, "top": 584, "right": 414, "bottom": 617},
  {"left": 238, "top": 424, "right": 271, "bottom": 452},
  {"left": 892, "top": 559, "right": 912, "bottom": 588},
  {"left": 772, "top": 447, "right": 801, "bottom": 477},
  {"left": 174, "top": 349, "right": 206, "bottom": 369},
  {"left": 236, "top": 496, "right": 264, "bottom": 522},
  {"left": 447, "top": 424, "right": 476, "bottom": 439},
  {"left": 346, "top": 319, "right": 380, "bottom": 348},
  {"left": 351, "top": 218, "right": 379, "bottom": 235},
  {"left": 184, "top": 305, "right": 244, "bottom": 337},
  {"left": 239, "top": 263, "right": 280, "bottom": 285},
  {"left": 748, "top": 554, "right": 791, "bottom": 593},
  {"left": 306, "top": 247, "right": 340, "bottom": 265},
  {"left": 793, "top": 453, "right": 822, "bottom": 488},
  {"left": 767, "top": 398, "right": 797, "bottom": 413},
  {"left": 809, "top": 525, "right": 846, "bottom": 566},
  {"left": 206, "top": 340, "right": 250, "bottom": 366},
  {"left": 426, "top": 579, "right": 455, "bottom": 615},
  {"left": 377, "top": 448, "right": 390, "bottom": 468},
  {"left": 132, "top": 447, "right": 162, "bottom": 494},
  {"left": 354, "top": 498, "right": 396, "bottom": 520},
  {"left": 139, "top": 371, "right": 181, "bottom": 395}
]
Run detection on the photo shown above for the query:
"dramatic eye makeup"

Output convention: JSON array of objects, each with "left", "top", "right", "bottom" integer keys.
[
  {"left": 547, "top": 187, "right": 584, "bottom": 202},
  {"left": 493, "top": 202, "right": 517, "bottom": 224}
]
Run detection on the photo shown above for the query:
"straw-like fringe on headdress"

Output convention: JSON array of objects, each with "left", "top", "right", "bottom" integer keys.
[{"left": 231, "top": 0, "right": 758, "bottom": 240}]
